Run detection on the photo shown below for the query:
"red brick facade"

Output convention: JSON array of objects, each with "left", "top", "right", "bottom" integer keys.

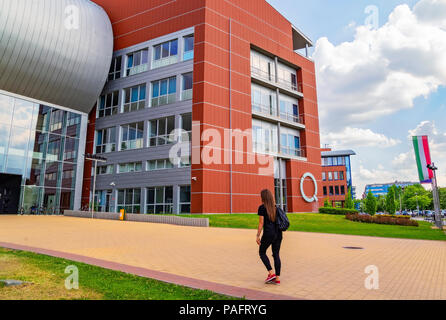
[{"left": 88, "top": 0, "right": 322, "bottom": 213}]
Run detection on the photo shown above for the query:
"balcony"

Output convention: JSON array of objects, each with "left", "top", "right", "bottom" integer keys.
[
  {"left": 252, "top": 102, "right": 277, "bottom": 117},
  {"left": 151, "top": 93, "right": 176, "bottom": 107},
  {"left": 251, "top": 66, "right": 274, "bottom": 82},
  {"left": 277, "top": 76, "right": 302, "bottom": 93},
  {"left": 280, "top": 146, "right": 306, "bottom": 158},
  {"left": 279, "top": 111, "right": 304, "bottom": 126}
]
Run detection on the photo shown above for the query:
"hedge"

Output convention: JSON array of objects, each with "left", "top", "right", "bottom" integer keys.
[
  {"left": 346, "top": 213, "right": 419, "bottom": 227},
  {"left": 319, "top": 207, "right": 359, "bottom": 215}
]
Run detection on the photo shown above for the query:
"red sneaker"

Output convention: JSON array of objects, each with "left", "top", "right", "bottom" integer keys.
[
  {"left": 274, "top": 279, "right": 281, "bottom": 285},
  {"left": 265, "top": 274, "right": 276, "bottom": 283}
]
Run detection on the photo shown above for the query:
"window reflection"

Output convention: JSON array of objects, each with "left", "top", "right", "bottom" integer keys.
[{"left": 0, "top": 92, "right": 82, "bottom": 214}]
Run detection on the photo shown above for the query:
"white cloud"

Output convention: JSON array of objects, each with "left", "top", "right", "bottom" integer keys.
[
  {"left": 314, "top": 0, "right": 446, "bottom": 130},
  {"left": 353, "top": 120, "right": 446, "bottom": 197},
  {"left": 322, "top": 127, "right": 400, "bottom": 149}
]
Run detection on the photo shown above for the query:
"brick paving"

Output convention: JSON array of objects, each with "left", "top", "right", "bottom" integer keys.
[{"left": 0, "top": 215, "right": 445, "bottom": 300}]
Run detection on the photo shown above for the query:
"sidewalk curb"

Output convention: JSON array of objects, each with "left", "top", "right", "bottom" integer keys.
[{"left": 0, "top": 241, "right": 302, "bottom": 301}]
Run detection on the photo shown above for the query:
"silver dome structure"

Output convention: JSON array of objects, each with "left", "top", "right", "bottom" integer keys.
[{"left": 0, "top": 0, "right": 113, "bottom": 113}]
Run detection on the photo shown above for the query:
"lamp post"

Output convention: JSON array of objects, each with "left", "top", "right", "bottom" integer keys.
[
  {"left": 85, "top": 154, "right": 107, "bottom": 218},
  {"left": 427, "top": 163, "right": 443, "bottom": 229}
]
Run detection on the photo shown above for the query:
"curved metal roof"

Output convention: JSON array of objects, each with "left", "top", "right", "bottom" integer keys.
[
  {"left": 321, "top": 150, "right": 356, "bottom": 157},
  {"left": 0, "top": 0, "right": 113, "bottom": 113}
]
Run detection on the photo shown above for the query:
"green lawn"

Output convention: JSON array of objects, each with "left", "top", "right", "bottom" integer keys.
[
  {"left": 177, "top": 213, "right": 446, "bottom": 241},
  {"left": 0, "top": 248, "right": 238, "bottom": 300}
]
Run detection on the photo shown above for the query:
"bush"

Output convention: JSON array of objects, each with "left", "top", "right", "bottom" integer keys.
[
  {"left": 345, "top": 213, "right": 418, "bottom": 227},
  {"left": 319, "top": 207, "right": 359, "bottom": 215}
]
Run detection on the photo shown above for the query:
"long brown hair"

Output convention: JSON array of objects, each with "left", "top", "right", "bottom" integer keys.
[{"left": 261, "top": 189, "right": 276, "bottom": 222}]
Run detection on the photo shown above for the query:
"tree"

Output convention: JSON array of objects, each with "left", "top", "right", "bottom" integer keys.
[
  {"left": 439, "top": 188, "right": 446, "bottom": 209},
  {"left": 324, "top": 198, "right": 332, "bottom": 208},
  {"left": 364, "top": 191, "right": 377, "bottom": 216},
  {"left": 376, "top": 195, "right": 386, "bottom": 212},
  {"left": 345, "top": 187, "right": 354, "bottom": 209},
  {"left": 386, "top": 186, "right": 396, "bottom": 215},
  {"left": 402, "top": 184, "right": 432, "bottom": 211}
]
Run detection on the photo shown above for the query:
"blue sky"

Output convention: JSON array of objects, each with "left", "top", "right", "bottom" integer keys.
[{"left": 267, "top": 0, "right": 446, "bottom": 197}]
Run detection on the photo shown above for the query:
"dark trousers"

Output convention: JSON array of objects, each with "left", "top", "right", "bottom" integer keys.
[{"left": 259, "top": 233, "right": 282, "bottom": 276}]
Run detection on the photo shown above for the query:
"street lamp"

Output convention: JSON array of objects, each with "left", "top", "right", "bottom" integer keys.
[
  {"left": 85, "top": 154, "right": 107, "bottom": 218},
  {"left": 427, "top": 163, "right": 443, "bottom": 229}
]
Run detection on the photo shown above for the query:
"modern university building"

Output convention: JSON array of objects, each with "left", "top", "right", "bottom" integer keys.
[{"left": 0, "top": 0, "right": 323, "bottom": 215}]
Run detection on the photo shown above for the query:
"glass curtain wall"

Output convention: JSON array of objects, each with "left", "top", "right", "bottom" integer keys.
[{"left": 0, "top": 93, "right": 82, "bottom": 214}]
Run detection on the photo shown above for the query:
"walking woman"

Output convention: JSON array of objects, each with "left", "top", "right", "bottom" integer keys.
[{"left": 256, "top": 189, "right": 283, "bottom": 285}]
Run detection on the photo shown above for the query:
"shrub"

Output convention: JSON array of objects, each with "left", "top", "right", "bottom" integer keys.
[
  {"left": 319, "top": 207, "right": 359, "bottom": 215},
  {"left": 345, "top": 213, "right": 418, "bottom": 227}
]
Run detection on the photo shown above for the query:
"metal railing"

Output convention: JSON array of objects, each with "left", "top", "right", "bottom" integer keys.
[
  {"left": 279, "top": 111, "right": 304, "bottom": 125},
  {"left": 251, "top": 66, "right": 274, "bottom": 82},
  {"left": 280, "top": 146, "right": 305, "bottom": 158},
  {"left": 252, "top": 102, "right": 277, "bottom": 117}
]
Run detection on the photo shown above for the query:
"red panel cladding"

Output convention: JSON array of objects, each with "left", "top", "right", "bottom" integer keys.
[
  {"left": 81, "top": 106, "right": 97, "bottom": 208},
  {"left": 92, "top": 0, "right": 322, "bottom": 214}
]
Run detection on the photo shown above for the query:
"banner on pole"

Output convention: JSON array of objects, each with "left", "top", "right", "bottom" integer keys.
[{"left": 412, "top": 135, "right": 433, "bottom": 184}]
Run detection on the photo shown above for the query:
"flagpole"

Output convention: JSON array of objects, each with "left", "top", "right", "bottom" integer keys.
[{"left": 428, "top": 163, "right": 443, "bottom": 230}]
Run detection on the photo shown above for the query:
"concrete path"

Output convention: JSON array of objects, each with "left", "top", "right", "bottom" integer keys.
[{"left": 0, "top": 215, "right": 445, "bottom": 300}]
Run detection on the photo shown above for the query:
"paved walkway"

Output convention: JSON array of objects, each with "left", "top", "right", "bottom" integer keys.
[{"left": 0, "top": 215, "right": 445, "bottom": 300}]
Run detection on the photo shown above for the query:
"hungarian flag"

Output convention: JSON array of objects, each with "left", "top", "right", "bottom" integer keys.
[{"left": 412, "top": 136, "right": 433, "bottom": 184}]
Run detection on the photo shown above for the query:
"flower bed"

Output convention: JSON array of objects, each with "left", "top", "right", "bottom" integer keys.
[
  {"left": 346, "top": 213, "right": 419, "bottom": 227},
  {"left": 319, "top": 207, "right": 359, "bottom": 215}
]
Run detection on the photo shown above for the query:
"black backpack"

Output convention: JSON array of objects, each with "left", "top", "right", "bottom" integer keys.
[{"left": 276, "top": 206, "right": 290, "bottom": 231}]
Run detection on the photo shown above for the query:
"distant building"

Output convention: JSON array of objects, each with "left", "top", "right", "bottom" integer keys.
[
  {"left": 321, "top": 148, "right": 356, "bottom": 207},
  {"left": 363, "top": 181, "right": 418, "bottom": 198}
]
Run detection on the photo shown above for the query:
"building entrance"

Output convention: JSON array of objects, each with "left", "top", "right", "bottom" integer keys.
[{"left": 0, "top": 174, "right": 21, "bottom": 214}]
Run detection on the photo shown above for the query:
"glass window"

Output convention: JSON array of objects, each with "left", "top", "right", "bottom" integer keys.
[
  {"left": 149, "top": 116, "right": 176, "bottom": 147},
  {"left": 96, "top": 127, "right": 116, "bottom": 154},
  {"left": 98, "top": 91, "right": 119, "bottom": 118},
  {"left": 181, "top": 73, "right": 193, "bottom": 100},
  {"left": 146, "top": 186, "right": 173, "bottom": 214},
  {"left": 323, "top": 186, "right": 327, "bottom": 196},
  {"left": 329, "top": 186, "right": 334, "bottom": 196},
  {"left": 123, "top": 84, "right": 146, "bottom": 113},
  {"left": 96, "top": 165, "right": 113, "bottom": 175},
  {"left": 252, "top": 119, "right": 278, "bottom": 155},
  {"left": 127, "top": 49, "right": 149, "bottom": 76},
  {"left": 341, "top": 186, "right": 345, "bottom": 195},
  {"left": 335, "top": 186, "right": 340, "bottom": 195},
  {"left": 153, "top": 39, "right": 179, "bottom": 68},
  {"left": 334, "top": 172, "right": 339, "bottom": 180},
  {"left": 328, "top": 172, "right": 333, "bottom": 181},
  {"left": 118, "top": 162, "right": 142, "bottom": 174},
  {"left": 340, "top": 171, "right": 344, "bottom": 180},
  {"left": 182, "top": 73, "right": 193, "bottom": 90},
  {"left": 117, "top": 188, "right": 141, "bottom": 214},
  {"left": 179, "top": 185, "right": 191, "bottom": 213},
  {"left": 151, "top": 77, "right": 176, "bottom": 107},
  {"left": 183, "top": 35, "right": 194, "bottom": 61},
  {"left": 322, "top": 172, "right": 326, "bottom": 181},
  {"left": 121, "top": 122, "right": 144, "bottom": 151},
  {"left": 108, "top": 56, "right": 122, "bottom": 81}
]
